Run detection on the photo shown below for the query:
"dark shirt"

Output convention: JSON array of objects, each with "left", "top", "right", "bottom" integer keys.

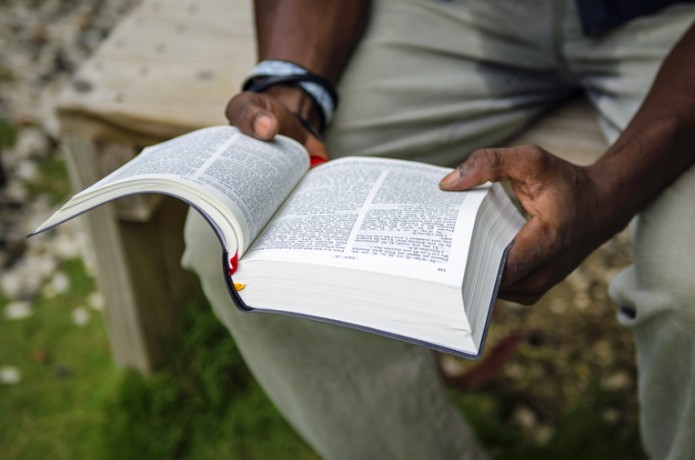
[{"left": 576, "top": 0, "right": 691, "bottom": 35}]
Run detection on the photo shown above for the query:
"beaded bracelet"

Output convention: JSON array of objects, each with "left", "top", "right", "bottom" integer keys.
[{"left": 242, "top": 60, "right": 339, "bottom": 133}]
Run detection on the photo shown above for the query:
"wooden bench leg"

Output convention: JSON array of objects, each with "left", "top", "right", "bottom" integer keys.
[{"left": 61, "top": 133, "right": 197, "bottom": 373}]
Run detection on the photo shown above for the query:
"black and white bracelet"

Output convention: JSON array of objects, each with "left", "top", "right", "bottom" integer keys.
[{"left": 242, "top": 60, "right": 339, "bottom": 133}]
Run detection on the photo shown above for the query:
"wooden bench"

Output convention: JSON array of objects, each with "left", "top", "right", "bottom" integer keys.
[
  {"left": 58, "top": 0, "right": 255, "bottom": 372},
  {"left": 59, "top": 0, "right": 607, "bottom": 372}
]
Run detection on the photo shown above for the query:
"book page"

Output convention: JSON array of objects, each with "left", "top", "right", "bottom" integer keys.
[
  {"left": 78, "top": 126, "right": 309, "bottom": 252},
  {"left": 242, "top": 157, "right": 488, "bottom": 285}
]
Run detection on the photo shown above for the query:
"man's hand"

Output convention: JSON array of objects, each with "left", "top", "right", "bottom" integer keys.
[
  {"left": 225, "top": 88, "right": 330, "bottom": 161},
  {"left": 224, "top": 0, "right": 371, "bottom": 163},
  {"left": 440, "top": 145, "right": 621, "bottom": 305},
  {"left": 437, "top": 21, "right": 695, "bottom": 305}
]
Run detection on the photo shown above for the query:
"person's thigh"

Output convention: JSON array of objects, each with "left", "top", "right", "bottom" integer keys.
[
  {"left": 608, "top": 161, "right": 695, "bottom": 460},
  {"left": 181, "top": 210, "right": 489, "bottom": 460},
  {"left": 568, "top": 4, "right": 695, "bottom": 459},
  {"left": 327, "top": 0, "right": 577, "bottom": 166},
  {"left": 182, "top": 1, "right": 581, "bottom": 458},
  {"left": 566, "top": 2, "right": 695, "bottom": 141}
]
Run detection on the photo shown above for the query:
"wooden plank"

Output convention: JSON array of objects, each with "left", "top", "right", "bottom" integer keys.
[
  {"left": 58, "top": 0, "right": 255, "bottom": 138},
  {"left": 61, "top": 133, "right": 151, "bottom": 371},
  {"left": 61, "top": 124, "right": 198, "bottom": 372}
]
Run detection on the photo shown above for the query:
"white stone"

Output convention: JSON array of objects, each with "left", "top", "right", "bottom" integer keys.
[
  {"left": 0, "top": 271, "right": 22, "bottom": 298},
  {"left": 71, "top": 306, "right": 91, "bottom": 327},
  {"left": 3, "top": 182, "right": 28, "bottom": 202},
  {"left": 602, "top": 371, "right": 631, "bottom": 391},
  {"left": 50, "top": 270, "right": 70, "bottom": 294},
  {"left": 3, "top": 301, "right": 33, "bottom": 320},
  {"left": 15, "top": 160, "right": 39, "bottom": 182},
  {"left": 512, "top": 405, "right": 538, "bottom": 431},
  {"left": 566, "top": 269, "right": 591, "bottom": 293},
  {"left": 438, "top": 355, "right": 466, "bottom": 377},
  {"left": 35, "top": 254, "right": 58, "bottom": 279},
  {"left": 87, "top": 291, "right": 104, "bottom": 311},
  {"left": 53, "top": 226, "right": 86, "bottom": 260},
  {"left": 504, "top": 362, "right": 524, "bottom": 379},
  {"left": 13, "top": 254, "right": 54, "bottom": 297},
  {"left": 14, "top": 128, "right": 49, "bottom": 160},
  {"left": 549, "top": 297, "right": 567, "bottom": 314},
  {"left": 602, "top": 408, "right": 620, "bottom": 424},
  {"left": 534, "top": 425, "right": 554, "bottom": 445},
  {"left": 573, "top": 291, "right": 591, "bottom": 310},
  {"left": 0, "top": 366, "right": 22, "bottom": 385}
]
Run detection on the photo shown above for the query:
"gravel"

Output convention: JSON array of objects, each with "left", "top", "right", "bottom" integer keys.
[{"left": 0, "top": 0, "right": 141, "bottom": 300}]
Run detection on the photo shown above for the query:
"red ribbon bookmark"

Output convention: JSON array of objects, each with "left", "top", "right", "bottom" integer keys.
[
  {"left": 229, "top": 251, "right": 239, "bottom": 276},
  {"left": 309, "top": 155, "right": 327, "bottom": 168},
  {"left": 229, "top": 156, "right": 325, "bottom": 277}
]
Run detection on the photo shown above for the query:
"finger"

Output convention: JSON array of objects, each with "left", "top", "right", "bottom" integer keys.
[
  {"left": 497, "top": 288, "right": 543, "bottom": 306},
  {"left": 226, "top": 91, "right": 309, "bottom": 143},
  {"left": 226, "top": 92, "right": 330, "bottom": 160},
  {"left": 439, "top": 144, "right": 551, "bottom": 191},
  {"left": 500, "top": 220, "right": 580, "bottom": 305},
  {"left": 225, "top": 92, "right": 280, "bottom": 140},
  {"left": 501, "top": 217, "right": 552, "bottom": 287},
  {"left": 499, "top": 261, "right": 571, "bottom": 305},
  {"left": 253, "top": 113, "right": 279, "bottom": 140},
  {"left": 500, "top": 271, "right": 562, "bottom": 305},
  {"left": 271, "top": 111, "right": 333, "bottom": 161}
]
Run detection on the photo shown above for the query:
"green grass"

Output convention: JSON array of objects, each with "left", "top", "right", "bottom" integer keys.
[
  {"left": 0, "top": 119, "right": 17, "bottom": 148},
  {"left": 100, "top": 294, "right": 317, "bottom": 460},
  {"left": 0, "top": 259, "right": 117, "bottom": 459},
  {"left": 0, "top": 258, "right": 316, "bottom": 460},
  {"left": 24, "top": 153, "right": 72, "bottom": 204}
]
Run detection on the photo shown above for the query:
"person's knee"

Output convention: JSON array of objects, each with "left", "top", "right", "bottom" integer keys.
[
  {"left": 610, "top": 256, "right": 695, "bottom": 330},
  {"left": 182, "top": 209, "right": 220, "bottom": 279},
  {"left": 612, "top": 165, "right": 695, "bottom": 328}
]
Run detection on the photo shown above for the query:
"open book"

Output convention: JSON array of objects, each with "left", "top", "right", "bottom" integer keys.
[{"left": 32, "top": 126, "right": 525, "bottom": 359}]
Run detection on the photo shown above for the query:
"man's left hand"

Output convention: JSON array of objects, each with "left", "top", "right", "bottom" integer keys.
[{"left": 440, "top": 144, "right": 619, "bottom": 305}]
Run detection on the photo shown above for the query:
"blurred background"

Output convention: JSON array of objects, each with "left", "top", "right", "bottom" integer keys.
[{"left": 0, "top": 0, "right": 644, "bottom": 458}]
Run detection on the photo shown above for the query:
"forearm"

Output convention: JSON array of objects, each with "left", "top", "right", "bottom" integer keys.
[
  {"left": 588, "top": 20, "right": 695, "bottom": 232},
  {"left": 255, "top": 0, "right": 370, "bottom": 81},
  {"left": 253, "top": 0, "right": 371, "bottom": 123}
]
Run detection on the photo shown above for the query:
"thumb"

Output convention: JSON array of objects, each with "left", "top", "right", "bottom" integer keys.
[
  {"left": 226, "top": 92, "right": 281, "bottom": 140},
  {"left": 252, "top": 112, "right": 280, "bottom": 140},
  {"left": 439, "top": 145, "right": 545, "bottom": 191}
]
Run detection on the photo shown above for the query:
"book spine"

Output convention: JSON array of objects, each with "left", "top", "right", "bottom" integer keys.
[{"left": 222, "top": 249, "right": 254, "bottom": 312}]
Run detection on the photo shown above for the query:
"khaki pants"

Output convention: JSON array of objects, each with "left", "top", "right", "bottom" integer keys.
[{"left": 183, "top": 0, "right": 695, "bottom": 458}]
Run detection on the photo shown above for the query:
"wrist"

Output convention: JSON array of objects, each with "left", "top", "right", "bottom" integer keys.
[
  {"left": 585, "top": 121, "right": 676, "bottom": 232},
  {"left": 242, "top": 60, "right": 339, "bottom": 133},
  {"left": 262, "top": 85, "right": 322, "bottom": 133}
]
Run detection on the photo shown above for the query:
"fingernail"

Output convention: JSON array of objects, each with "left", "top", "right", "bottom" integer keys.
[
  {"left": 439, "top": 170, "right": 459, "bottom": 189},
  {"left": 254, "top": 114, "right": 273, "bottom": 139}
]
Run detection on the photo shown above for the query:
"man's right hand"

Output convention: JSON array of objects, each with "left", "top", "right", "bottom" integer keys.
[
  {"left": 225, "top": 88, "right": 330, "bottom": 162},
  {"left": 226, "top": 0, "right": 370, "bottom": 163}
]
